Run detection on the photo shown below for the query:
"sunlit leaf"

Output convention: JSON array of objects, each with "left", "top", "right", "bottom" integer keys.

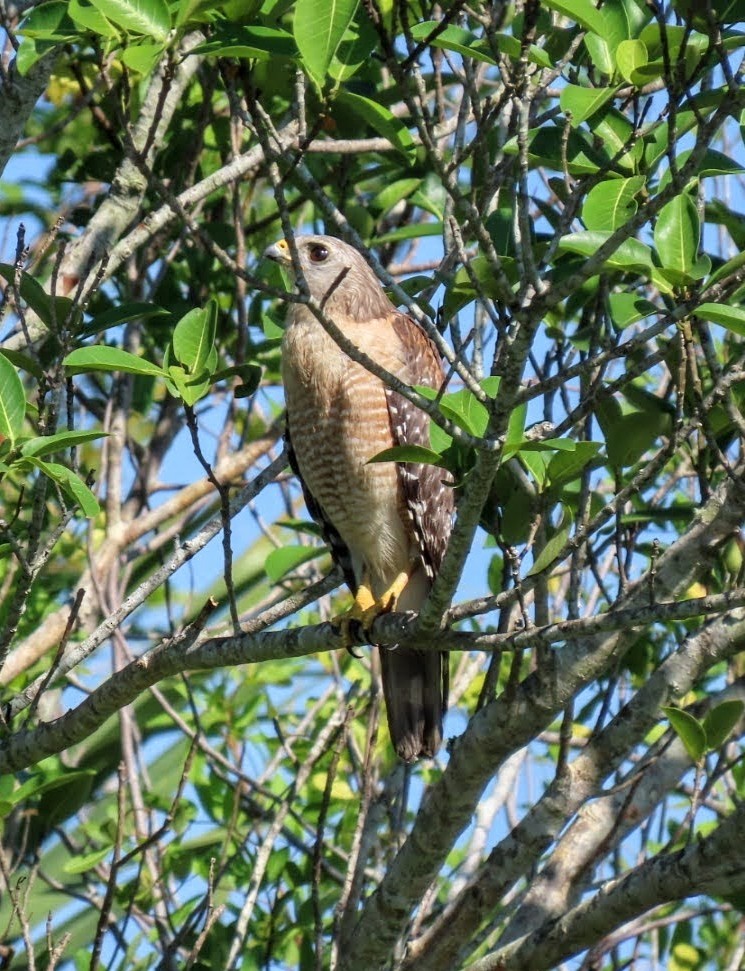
[
  {"left": 703, "top": 700, "right": 744, "bottom": 750},
  {"left": 87, "top": 0, "right": 170, "bottom": 40},
  {"left": 64, "top": 346, "right": 167, "bottom": 378},
  {"left": 654, "top": 193, "right": 699, "bottom": 277},
  {"left": 294, "top": 0, "right": 360, "bottom": 86},
  {"left": 663, "top": 706, "right": 706, "bottom": 762},
  {"left": 0, "top": 353, "right": 26, "bottom": 444}
]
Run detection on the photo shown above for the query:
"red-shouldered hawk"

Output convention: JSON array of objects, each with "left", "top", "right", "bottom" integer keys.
[{"left": 265, "top": 235, "right": 453, "bottom": 762}]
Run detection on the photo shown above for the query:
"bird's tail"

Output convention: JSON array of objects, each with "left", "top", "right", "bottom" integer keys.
[{"left": 380, "top": 646, "right": 447, "bottom": 762}]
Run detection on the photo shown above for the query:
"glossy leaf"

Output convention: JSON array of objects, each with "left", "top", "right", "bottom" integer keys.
[
  {"left": 368, "top": 444, "right": 449, "bottom": 468},
  {"left": 547, "top": 441, "right": 603, "bottom": 488},
  {"left": 26, "top": 458, "right": 100, "bottom": 517},
  {"left": 172, "top": 300, "right": 218, "bottom": 375},
  {"left": 294, "top": 0, "right": 360, "bottom": 86},
  {"left": 84, "top": 301, "right": 171, "bottom": 335},
  {"left": 409, "top": 21, "right": 497, "bottom": 65},
  {"left": 336, "top": 91, "right": 416, "bottom": 162},
  {"left": 608, "top": 293, "right": 658, "bottom": 329},
  {"left": 504, "top": 127, "right": 607, "bottom": 175},
  {"left": 265, "top": 544, "right": 324, "bottom": 583},
  {"left": 69, "top": 0, "right": 119, "bottom": 37},
  {"left": 119, "top": 43, "right": 164, "bottom": 74},
  {"left": 20, "top": 430, "right": 107, "bottom": 458},
  {"left": 663, "top": 706, "right": 706, "bottom": 763},
  {"left": 703, "top": 700, "right": 744, "bottom": 750},
  {"left": 615, "top": 39, "right": 648, "bottom": 83},
  {"left": 0, "top": 263, "right": 74, "bottom": 329},
  {"left": 558, "top": 231, "right": 653, "bottom": 272},
  {"left": 540, "top": 0, "right": 605, "bottom": 34},
  {"left": 582, "top": 177, "right": 645, "bottom": 231},
  {"left": 695, "top": 303, "right": 745, "bottom": 337},
  {"left": 87, "top": 0, "right": 170, "bottom": 40},
  {"left": 0, "top": 353, "right": 26, "bottom": 444},
  {"left": 654, "top": 194, "right": 699, "bottom": 276},
  {"left": 528, "top": 506, "right": 573, "bottom": 576},
  {"left": 63, "top": 346, "right": 167, "bottom": 378},
  {"left": 560, "top": 85, "right": 616, "bottom": 127},
  {"left": 191, "top": 23, "right": 297, "bottom": 59}
]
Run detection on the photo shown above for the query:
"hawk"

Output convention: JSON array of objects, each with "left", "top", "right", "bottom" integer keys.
[{"left": 265, "top": 234, "right": 454, "bottom": 761}]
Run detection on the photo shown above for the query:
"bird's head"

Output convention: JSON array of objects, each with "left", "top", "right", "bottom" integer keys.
[{"left": 264, "top": 234, "right": 393, "bottom": 321}]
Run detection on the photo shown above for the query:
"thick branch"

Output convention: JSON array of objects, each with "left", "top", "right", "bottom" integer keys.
[
  {"left": 339, "top": 464, "right": 745, "bottom": 970},
  {"left": 0, "top": 53, "right": 51, "bottom": 178},
  {"left": 467, "top": 798, "right": 745, "bottom": 971}
]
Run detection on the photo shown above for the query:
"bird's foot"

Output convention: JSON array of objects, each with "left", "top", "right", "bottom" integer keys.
[{"left": 336, "top": 571, "right": 410, "bottom": 650}]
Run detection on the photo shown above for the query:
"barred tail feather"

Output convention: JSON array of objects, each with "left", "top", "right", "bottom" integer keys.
[{"left": 380, "top": 646, "right": 446, "bottom": 762}]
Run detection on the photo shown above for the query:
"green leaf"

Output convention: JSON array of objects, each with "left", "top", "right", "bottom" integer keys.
[
  {"left": 328, "top": 10, "right": 376, "bottom": 81},
  {"left": 703, "top": 700, "right": 744, "bottom": 750},
  {"left": 654, "top": 194, "right": 699, "bottom": 277},
  {"left": 444, "top": 255, "right": 513, "bottom": 315},
  {"left": 20, "top": 430, "right": 107, "bottom": 458},
  {"left": 336, "top": 91, "right": 416, "bottom": 162},
  {"left": 166, "top": 364, "right": 211, "bottom": 406},
  {"left": 663, "top": 706, "right": 706, "bottom": 762},
  {"left": 560, "top": 84, "right": 616, "bottom": 127},
  {"left": 408, "top": 21, "right": 497, "bottom": 65},
  {"left": 592, "top": 107, "right": 643, "bottom": 173},
  {"left": 527, "top": 506, "right": 573, "bottom": 576},
  {"left": 63, "top": 346, "right": 167, "bottom": 378},
  {"left": 373, "top": 177, "right": 422, "bottom": 215},
  {"left": 558, "top": 231, "right": 653, "bottom": 272},
  {"left": 265, "top": 544, "right": 323, "bottom": 583},
  {"left": 505, "top": 402, "right": 527, "bottom": 450},
  {"left": 0, "top": 353, "right": 26, "bottom": 444},
  {"left": 8, "top": 768, "right": 97, "bottom": 806},
  {"left": 615, "top": 38, "right": 648, "bottom": 83},
  {"left": 15, "top": 37, "right": 57, "bottom": 75},
  {"left": 294, "top": 0, "right": 360, "bottom": 87},
  {"left": 608, "top": 293, "right": 658, "bottom": 329},
  {"left": 494, "top": 32, "right": 552, "bottom": 69},
  {"left": 17, "top": 1, "right": 76, "bottom": 38},
  {"left": 69, "top": 0, "right": 119, "bottom": 37},
  {"left": 504, "top": 127, "right": 607, "bottom": 176},
  {"left": 212, "top": 363, "right": 262, "bottom": 396},
  {"left": 540, "top": 0, "right": 605, "bottom": 33},
  {"left": 0, "top": 348, "right": 43, "bottom": 381},
  {"left": 439, "top": 390, "right": 488, "bottom": 438},
  {"left": 119, "top": 43, "right": 165, "bottom": 74},
  {"left": 172, "top": 300, "right": 218, "bottom": 375},
  {"left": 0, "top": 263, "right": 74, "bottom": 328},
  {"left": 694, "top": 302, "right": 745, "bottom": 336},
  {"left": 64, "top": 846, "right": 113, "bottom": 874},
  {"left": 87, "top": 0, "right": 170, "bottom": 40},
  {"left": 84, "top": 301, "right": 170, "bottom": 335},
  {"left": 547, "top": 441, "right": 603, "bottom": 488},
  {"left": 368, "top": 444, "right": 449, "bottom": 467},
  {"left": 28, "top": 458, "right": 100, "bottom": 517},
  {"left": 582, "top": 177, "right": 645, "bottom": 231},
  {"left": 373, "top": 223, "right": 442, "bottom": 246},
  {"left": 518, "top": 448, "right": 551, "bottom": 489},
  {"left": 604, "top": 410, "right": 665, "bottom": 468},
  {"left": 190, "top": 23, "right": 297, "bottom": 59}
]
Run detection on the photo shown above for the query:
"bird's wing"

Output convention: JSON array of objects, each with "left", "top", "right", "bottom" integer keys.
[
  {"left": 386, "top": 311, "right": 455, "bottom": 579},
  {"left": 382, "top": 311, "right": 455, "bottom": 747},
  {"left": 285, "top": 420, "right": 357, "bottom": 593}
]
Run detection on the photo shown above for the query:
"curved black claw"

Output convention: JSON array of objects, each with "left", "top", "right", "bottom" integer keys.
[{"left": 334, "top": 616, "right": 374, "bottom": 657}]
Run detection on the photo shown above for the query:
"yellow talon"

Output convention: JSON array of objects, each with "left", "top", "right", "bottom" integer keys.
[{"left": 336, "top": 570, "right": 411, "bottom": 645}]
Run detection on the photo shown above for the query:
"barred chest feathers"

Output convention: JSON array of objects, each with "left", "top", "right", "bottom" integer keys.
[{"left": 281, "top": 306, "right": 412, "bottom": 591}]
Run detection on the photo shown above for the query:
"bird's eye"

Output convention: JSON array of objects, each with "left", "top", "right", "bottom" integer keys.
[{"left": 309, "top": 244, "right": 329, "bottom": 263}]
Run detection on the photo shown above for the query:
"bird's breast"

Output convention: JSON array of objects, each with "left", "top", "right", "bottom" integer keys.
[{"left": 282, "top": 314, "right": 410, "bottom": 585}]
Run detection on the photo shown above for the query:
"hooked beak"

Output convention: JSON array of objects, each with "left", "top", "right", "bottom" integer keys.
[{"left": 264, "top": 239, "right": 291, "bottom": 263}]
